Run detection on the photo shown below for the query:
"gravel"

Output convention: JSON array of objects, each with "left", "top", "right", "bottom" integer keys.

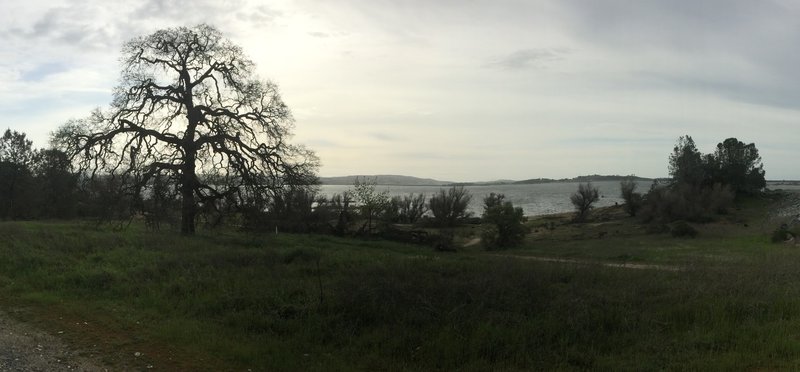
[
  {"left": 0, "top": 310, "right": 109, "bottom": 372},
  {"left": 771, "top": 190, "right": 800, "bottom": 219}
]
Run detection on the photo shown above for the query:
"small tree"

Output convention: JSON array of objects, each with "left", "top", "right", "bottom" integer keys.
[
  {"left": 267, "top": 186, "right": 318, "bottom": 233},
  {"left": 570, "top": 182, "right": 599, "bottom": 222},
  {"left": 385, "top": 193, "right": 428, "bottom": 224},
  {"left": 668, "top": 135, "right": 704, "bottom": 186},
  {"left": 712, "top": 137, "right": 766, "bottom": 195},
  {"left": 619, "top": 179, "right": 642, "bottom": 217},
  {"left": 481, "top": 193, "right": 527, "bottom": 249},
  {"left": 331, "top": 192, "right": 354, "bottom": 235},
  {"left": 428, "top": 185, "right": 472, "bottom": 227},
  {"left": 0, "top": 129, "right": 35, "bottom": 219},
  {"left": 32, "top": 149, "right": 78, "bottom": 219},
  {"left": 353, "top": 177, "right": 389, "bottom": 234}
]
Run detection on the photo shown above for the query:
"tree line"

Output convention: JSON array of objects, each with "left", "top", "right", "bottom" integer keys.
[
  {"left": 1, "top": 24, "right": 771, "bottom": 248},
  {"left": 572, "top": 135, "right": 766, "bottom": 236},
  {"left": 0, "top": 129, "right": 77, "bottom": 220}
]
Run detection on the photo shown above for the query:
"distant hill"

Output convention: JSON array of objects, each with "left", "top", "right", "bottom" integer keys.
[
  {"left": 451, "top": 175, "right": 654, "bottom": 186},
  {"left": 514, "top": 175, "right": 652, "bottom": 185},
  {"left": 319, "top": 175, "right": 452, "bottom": 186},
  {"left": 321, "top": 174, "right": 654, "bottom": 187}
]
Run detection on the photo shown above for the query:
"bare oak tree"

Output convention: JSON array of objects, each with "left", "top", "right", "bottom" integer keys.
[{"left": 55, "top": 24, "right": 318, "bottom": 234}]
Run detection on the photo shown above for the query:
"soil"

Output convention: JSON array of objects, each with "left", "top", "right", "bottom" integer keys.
[{"left": 0, "top": 310, "right": 109, "bottom": 372}]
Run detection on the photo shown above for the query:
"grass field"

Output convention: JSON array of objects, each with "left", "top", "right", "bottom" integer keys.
[{"left": 1, "top": 192, "right": 800, "bottom": 370}]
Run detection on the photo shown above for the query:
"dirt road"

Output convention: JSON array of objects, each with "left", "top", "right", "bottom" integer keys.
[{"left": 0, "top": 310, "right": 108, "bottom": 372}]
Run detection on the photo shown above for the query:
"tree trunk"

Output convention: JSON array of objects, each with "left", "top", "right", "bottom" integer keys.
[
  {"left": 180, "top": 182, "right": 195, "bottom": 235},
  {"left": 181, "top": 71, "right": 198, "bottom": 235},
  {"left": 180, "top": 149, "right": 197, "bottom": 235}
]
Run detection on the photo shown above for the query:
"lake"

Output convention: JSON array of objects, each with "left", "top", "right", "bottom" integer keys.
[{"left": 319, "top": 180, "right": 647, "bottom": 217}]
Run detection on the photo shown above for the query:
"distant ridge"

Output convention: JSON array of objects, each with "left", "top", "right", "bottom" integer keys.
[
  {"left": 320, "top": 174, "right": 653, "bottom": 186},
  {"left": 517, "top": 174, "right": 653, "bottom": 184},
  {"left": 450, "top": 175, "right": 653, "bottom": 186},
  {"left": 319, "top": 175, "right": 452, "bottom": 186}
]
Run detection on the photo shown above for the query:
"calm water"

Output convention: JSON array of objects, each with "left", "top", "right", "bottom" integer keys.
[{"left": 319, "top": 181, "right": 645, "bottom": 216}]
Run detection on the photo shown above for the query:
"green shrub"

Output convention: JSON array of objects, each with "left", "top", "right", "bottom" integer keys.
[
  {"left": 640, "top": 182, "right": 734, "bottom": 224},
  {"left": 620, "top": 179, "right": 642, "bottom": 217},
  {"left": 645, "top": 223, "right": 670, "bottom": 235},
  {"left": 428, "top": 186, "right": 472, "bottom": 227},
  {"left": 771, "top": 226, "right": 796, "bottom": 243},
  {"left": 670, "top": 220, "right": 698, "bottom": 238},
  {"left": 481, "top": 193, "right": 527, "bottom": 250}
]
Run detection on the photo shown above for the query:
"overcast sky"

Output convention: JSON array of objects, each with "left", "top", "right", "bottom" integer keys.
[{"left": 1, "top": 0, "right": 798, "bottom": 181}]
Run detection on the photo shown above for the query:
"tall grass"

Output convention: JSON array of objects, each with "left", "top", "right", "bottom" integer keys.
[{"left": 2, "top": 220, "right": 800, "bottom": 370}]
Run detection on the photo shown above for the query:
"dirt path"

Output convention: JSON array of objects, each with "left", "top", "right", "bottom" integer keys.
[
  {"left": 463, "top": 237, "right": 481, "bottom": 247},
  {"left": 0, "top": 310, "right": 109, "bottom": 372},
  {"left": 488, "top": 254, "right": 684, "bottom": 271}
]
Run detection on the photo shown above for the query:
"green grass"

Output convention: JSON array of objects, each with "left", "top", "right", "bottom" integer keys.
[{"left": 1, "top": 194, "right": 800, "bottom": 370}]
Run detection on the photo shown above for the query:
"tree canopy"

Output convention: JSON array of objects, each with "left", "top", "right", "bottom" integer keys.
[
  {"left": 712, "top": 138, "right": 765, "bottom": 195},
  {"left": 668, "top": 135, "right": 704, "bottom": 186},
  {"left": 55, "top": 24, "right": 318, "bottom": 234},
  {"left": 667, "top": 135, "right": 765, "bottom": 195}
]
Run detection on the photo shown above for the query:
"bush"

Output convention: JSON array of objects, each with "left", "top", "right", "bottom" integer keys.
[
  {"left": 570, "top": 182, "right": 599, "bottom": 222},
  {"left": 266, "top": 187, "right": 318, "bottom": 233},
  {"left": 640, "top": 182, "right": 734, "bottom": 224},
  {"left": 645, "top": 223, "right": 670, "bottom": 235},
  {"left": 481, "top": 193, "right": 527, "bottom": 250},
  {"left": 771, "top": 225, "right": 796, "bottom": 243},
  {"left": 384, "top": 193, "right": 427, "bottom": 224},
  {"left": 669, "top": 220, "right": 698, "bottom": 238},
  {"left": 432, "top": 231, "right": 456, "bottom": 251},
  {"left": 619, "top": 179, "right": 642, "bottom": 217},
  {"left": 428, "top": 186, "right": 472, "bottom": 227},
  {"left": 308, "top": 192, "right": 356, "bottom": 236}
]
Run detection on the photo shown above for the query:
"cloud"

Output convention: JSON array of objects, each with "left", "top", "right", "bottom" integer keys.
[
  {"left": 3, "top": 0, "right": 285, "bottom": 53},
  {"left": 235, "top": 5, "right": 283, "bottom": 26},
  {"left": 548, "top": 0, "right": 800, "bottom": 111},
  {"left": 368, "top": 132, "right": 403, "bottom": 142},
  {"left": 633, "top": 70, "right": 800, "bottom": 111},
  {"left": 486, "top": 48, "right": 568, "bottom": 70},
  {"left": 7, "top": 5, "right": 119, "bottom": 50},
  {"left": 308, "top": 31, "right": 329, "bottom": 38},
  {"left": 21, "top": 62, "right": 71, "bottom": 82}
]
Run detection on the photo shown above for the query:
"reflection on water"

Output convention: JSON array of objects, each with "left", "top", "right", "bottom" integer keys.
[{"left": 320, "top": 181, "right": 647, "bottom": 216}]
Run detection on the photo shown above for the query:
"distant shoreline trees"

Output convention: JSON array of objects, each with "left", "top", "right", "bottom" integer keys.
[{"left": 641, "top": 135, "right": 763, "bottom": 224}]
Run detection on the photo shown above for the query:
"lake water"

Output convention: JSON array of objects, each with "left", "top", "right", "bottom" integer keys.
[{"left": 319, "top": 180, "right": 645, "bottom": 217}]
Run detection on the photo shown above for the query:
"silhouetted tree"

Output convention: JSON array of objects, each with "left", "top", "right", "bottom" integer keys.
[
  {"left": 328, "top": 192, "right": 354, "bottom": 235},
  {"left": 668, "top": 135, "right": 704, "bottom": 186},
  {"left": 385, "top": 193, "right": 427, "bottom": 224},
  {"left": 428, "top": 186, "right": 472, "bottom": 227},
  {"left": 54, "top": 24, "right": 317, "bottom": 234},
  {"left": 619, "top": 179, "right": 642, "bottom": 217},
  {"left": 712, "top": 137, "right": 766, "bottom": 195},
  {"left": 32, "top": 149, "right": 78, "bottom": 219},
  {"left": 267, "top": 186, "right": 318, "bottom": 232},
  {"left": 0, "top": 129, "right": 35, "bottom": 219},
  {"left": 570, "top": 182, "right": 599, "bottom": 222}
]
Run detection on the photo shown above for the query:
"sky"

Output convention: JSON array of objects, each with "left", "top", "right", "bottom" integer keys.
[{"left": 1, "top": 0, "right": 798, "bottom": 182}]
